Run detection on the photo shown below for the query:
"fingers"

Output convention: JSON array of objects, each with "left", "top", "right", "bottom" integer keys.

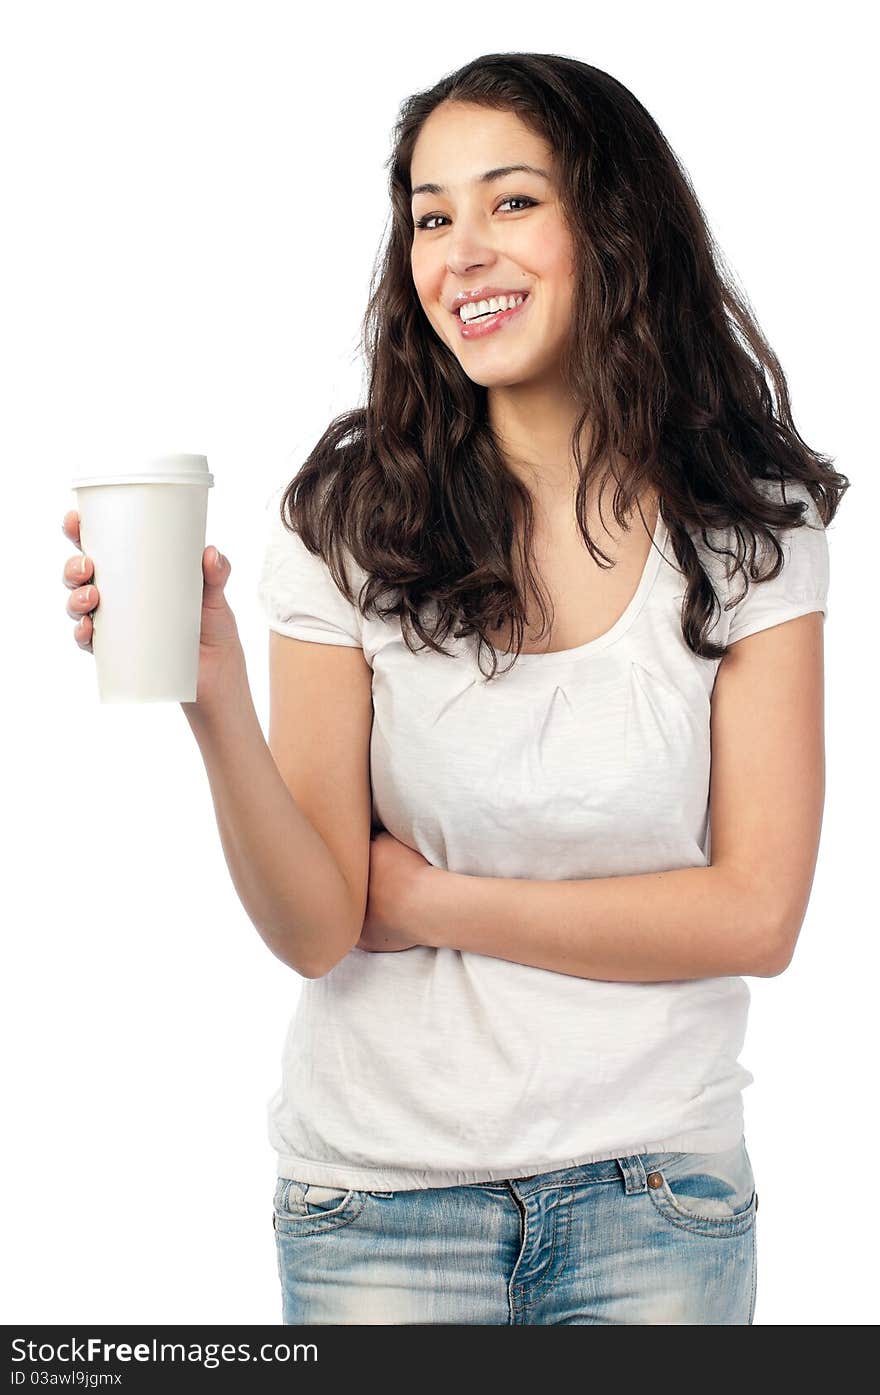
[
  {"left": 62, "top": 509, "right": 81, "bottom": 549},
  {"left": 66, "top": 578, "right": 97, "bottom": 619},
  {"left": 63, "top": 549, "right": 93, "bottom": 590},
  {"left": 61, "top": 520, "right": 225, "bottom": 658},
  {"left": 62, "top": 547, "right": 96, "bottom": 628},
  {"left": 62, "top": 512, "right": 95, "bottom": 649},
  {"left": 62, "top": 507, "right": 96, "bottom": 633},
  {"left": 74, "top": 610, "right": 93, "bottom": 651},
  {"left": 61, "top": 511, "right": 93, "bottom": 597}
]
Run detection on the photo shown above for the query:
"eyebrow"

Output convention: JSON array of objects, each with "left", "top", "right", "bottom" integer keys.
[{"left": 410, "top": 164, "right": 551, "bottom": 200}]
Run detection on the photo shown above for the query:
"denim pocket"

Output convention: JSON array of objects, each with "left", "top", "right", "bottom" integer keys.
[
  {"left": 272, "top": 1178, "right": 368, "bottom": 1237},
  {"left": 644, "top": 1139, "right": 757, "bottom": 1238}
]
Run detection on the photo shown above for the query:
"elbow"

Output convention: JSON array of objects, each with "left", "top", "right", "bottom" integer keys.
[
  {"left": 267, "top": 931, "right": 357, "bottom": 981},
  {"left": 304, "top": 881, "right": 368, "bottom": 978},
  {"left": 298, "top": 947, "right": 343, "bottom": 979},
  {"left": 287, "top": 885, "right": 366, "bottom": 979},
  {"left": 728, "top": 866, "right": 803, "bottom": 977},
  {"left": 303, "top": 950, "right": 354, "bottom": 979},
  {"left": 301, "top": 924, "right": 364, "bottom": 980},
  {"left": 267, "top": 942, "right": 325, "bottom": 980},
  {"left": 750, "top": 912, "right": 801, "bottom": 978},
  {"left": 295, "top": 954, "right": 337, "bottom": 980},
  {"left": 300, "top": 965, "right": 327, "bottom": 980}
]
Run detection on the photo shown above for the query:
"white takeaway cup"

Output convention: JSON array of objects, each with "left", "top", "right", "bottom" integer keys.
[{"left": 70, "top": 452, "right": 214, "bottom": 703}]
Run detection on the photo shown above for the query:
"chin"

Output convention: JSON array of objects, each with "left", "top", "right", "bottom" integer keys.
[{"left": 457, "top": 354, "right": 547, "bottom": 389}]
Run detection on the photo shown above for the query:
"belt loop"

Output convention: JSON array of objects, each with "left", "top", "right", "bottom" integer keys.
[{"left": 616, "top": 1154, "right": 649, "bottom": 1195}]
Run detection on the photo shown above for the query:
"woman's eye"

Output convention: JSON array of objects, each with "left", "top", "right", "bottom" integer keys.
[{"left": 414, "top": 196, "right": 538, "bottom": 231}]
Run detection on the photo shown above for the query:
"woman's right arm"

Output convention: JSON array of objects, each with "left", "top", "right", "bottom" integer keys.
[
  {"left": 182, "top": 635, "right": 373, "bottom": 978},
  {"left": 63, "top": 511, "right": 371, "bottom": 978}
]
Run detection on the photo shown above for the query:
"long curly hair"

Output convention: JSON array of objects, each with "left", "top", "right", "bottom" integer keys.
[{"left": 278, "top": 51, "right": 850, "bottom": 680}]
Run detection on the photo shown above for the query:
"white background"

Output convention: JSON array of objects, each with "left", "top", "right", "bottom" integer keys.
[{"left": 2, "top": 0, "right": 874, "bottom": 1326}]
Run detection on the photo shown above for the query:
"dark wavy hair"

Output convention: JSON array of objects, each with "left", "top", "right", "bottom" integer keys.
[{"left": 278, "top": 51, "right": 850, "bottom": 680}]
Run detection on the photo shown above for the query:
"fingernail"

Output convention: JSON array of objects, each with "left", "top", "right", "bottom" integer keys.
[
  {"left": 79, "top": 555, "right": 89, "bottom": 575},
  {"left": 215, "top": 549, "right": 224, "bottom": 568}
]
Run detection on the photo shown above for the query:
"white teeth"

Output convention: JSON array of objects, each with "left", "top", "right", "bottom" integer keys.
[{"left": 458, "top": 293, "right": 525, "bottom": 322}]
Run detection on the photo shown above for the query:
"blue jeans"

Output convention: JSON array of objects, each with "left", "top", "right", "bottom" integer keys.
[{"left": 273, "top": 1136, "right": 758, "bottom": 1324}]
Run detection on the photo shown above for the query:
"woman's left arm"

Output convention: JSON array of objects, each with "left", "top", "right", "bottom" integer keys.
[{"left": 359, "top": 612, "right": 825, "bottom": 982}]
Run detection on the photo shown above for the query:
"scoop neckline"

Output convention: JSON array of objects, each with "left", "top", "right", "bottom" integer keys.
[{"left": 484, "top": 504, "right": 669, "bottom": 666}]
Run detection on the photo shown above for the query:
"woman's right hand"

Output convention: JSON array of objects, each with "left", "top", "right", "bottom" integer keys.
[{"left": 62, "top": 509, "right": 248, "bottom": 710}]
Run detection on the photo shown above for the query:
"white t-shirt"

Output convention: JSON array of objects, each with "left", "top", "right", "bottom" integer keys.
[{"left": 256, "top": 478, "right": 830, "bottom": 1190}]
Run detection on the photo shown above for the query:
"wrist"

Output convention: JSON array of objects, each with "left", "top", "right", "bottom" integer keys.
[
  {"left": 181, "top": 651, "right": 253, "bottom": 734},
  {"left": 419, "top": 863, "right": 458, "bottom": 950}
]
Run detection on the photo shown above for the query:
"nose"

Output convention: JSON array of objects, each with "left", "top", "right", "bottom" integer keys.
[
  {"left": 444, "top": 218, "right": 501, "bottom": 276},
  {"left": 448, "top": 259, "right": 490, "bottom": 280}
]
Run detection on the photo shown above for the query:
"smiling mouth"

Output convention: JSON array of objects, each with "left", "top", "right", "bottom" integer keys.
[
  {"left": 451, "top": 292, "right": 530, "bottom": 323},
  {"left": 452, "top": 292, "right": 532, "bottom": 338}
]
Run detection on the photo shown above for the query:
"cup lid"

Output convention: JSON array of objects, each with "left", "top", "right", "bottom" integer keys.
[{"left": 71, "top": 452, "right": 213, "bottom": 488}]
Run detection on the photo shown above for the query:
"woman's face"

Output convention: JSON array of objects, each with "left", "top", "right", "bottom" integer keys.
[{"left": 409, "top": 102, "right": 577, "bottom": 390}]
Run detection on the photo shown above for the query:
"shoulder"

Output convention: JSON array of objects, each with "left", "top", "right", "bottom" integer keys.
[
  {"left": 692, "top": 479, "right": 830, "bottom": 648},
  {"left": 256, "top": 485, "right": 367, "bottom": 648}
]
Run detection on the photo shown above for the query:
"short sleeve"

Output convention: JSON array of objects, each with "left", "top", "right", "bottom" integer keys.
[
  {"left": 726, "top": 480, "right": 830, "bottom": 645},
  {"left": 255, "top": 490, "right": 363, "bottom": 647}
]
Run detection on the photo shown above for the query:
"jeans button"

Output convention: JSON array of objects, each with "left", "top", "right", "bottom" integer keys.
[{"left": 647, "top": 1171, "right": 664, "bottom": 1189}]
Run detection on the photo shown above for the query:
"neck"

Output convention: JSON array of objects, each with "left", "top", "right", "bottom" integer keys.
[
  {"left": 488, "top": 381, "right": 654, "bottom": 535},
  {"left": 488, "top": 379, "right": 583, "bottom": 502}
]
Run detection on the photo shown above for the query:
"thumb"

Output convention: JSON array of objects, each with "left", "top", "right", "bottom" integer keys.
[{"left": 204, "top": 545, "right": 229, "bottom": 586}]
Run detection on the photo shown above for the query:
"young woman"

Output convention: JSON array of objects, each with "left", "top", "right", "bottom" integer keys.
[{"left": 64, "top": 53, "right": 849, "bottom": 1325}]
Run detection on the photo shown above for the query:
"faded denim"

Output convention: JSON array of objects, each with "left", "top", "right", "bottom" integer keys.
[{"left": 273, "top": 1135, "right": 758, "bottom": 1324}]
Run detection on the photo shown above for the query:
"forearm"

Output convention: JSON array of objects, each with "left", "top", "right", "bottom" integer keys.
[
  {"left": 423, "top": 862, "right": 781, "bottom": 981},
  {"left": 182, "top": 669, "right": 358, "bottom": 977}
]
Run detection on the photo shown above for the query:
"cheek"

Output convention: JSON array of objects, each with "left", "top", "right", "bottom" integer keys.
[
  {"left": 411, "top": 260, "right": 445, "bottom": 320},
  {"left": 538, "top": 231, "right": 577, "bottom": 288},
  {"left": 518, "top": 231, "right": 576, "bottom": 314},
  {"left": 410, "top": 242, "right": 437, "bottom": 288},
  {"left": 543, "top": 245, "right": 577, "bottom": 328}
]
